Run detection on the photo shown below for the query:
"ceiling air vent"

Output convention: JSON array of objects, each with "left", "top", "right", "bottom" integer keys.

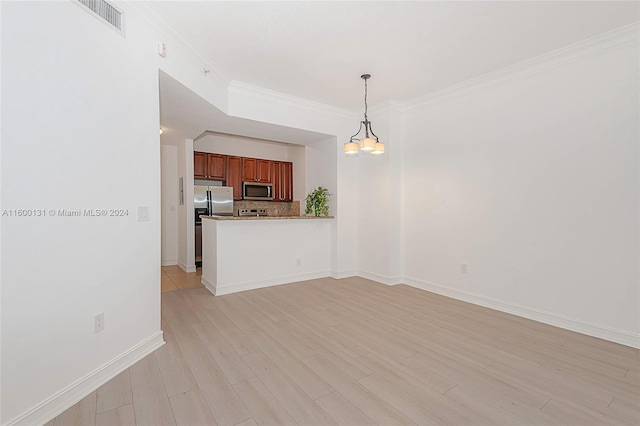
[{"left": 76, "top": 0, "right": 124, "bottom": 34}]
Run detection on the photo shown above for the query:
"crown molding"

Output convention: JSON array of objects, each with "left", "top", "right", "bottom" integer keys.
[
  {"left": 403, "top": 22, "right": 640, "bottom": 112},
  {"left": 120, "top": 1, "right": 230, "bottom": 87},
  {"left": 228, "top": 80, "right": 357, "bottom": 121},
  {"left": 367, "top": 99, "right": 405, "bottom": 116}
]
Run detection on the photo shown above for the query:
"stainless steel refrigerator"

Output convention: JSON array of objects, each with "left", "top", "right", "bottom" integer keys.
[{"left": 195, "top": 184, "right": 233, "bottom": 266}]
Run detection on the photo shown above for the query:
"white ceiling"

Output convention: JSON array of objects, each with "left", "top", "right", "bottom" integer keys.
[
  {"left": 151, "top": 1, "right": 638, "bottom": 110},
  {"left": 155, "top": 1, "right": 638, "bottom": 144}
]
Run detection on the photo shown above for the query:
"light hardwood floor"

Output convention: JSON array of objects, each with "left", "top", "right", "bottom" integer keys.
[
  {"left": 161, "top": 266, "right": 203, "bottom": 293},
  {"left": 48, "top": 277, "right": 639, "bottom": 425}
]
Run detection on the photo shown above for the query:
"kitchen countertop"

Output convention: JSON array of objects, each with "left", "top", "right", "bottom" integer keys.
[{"left": 201, "top": 215, "right": 334, "bottom": 221}]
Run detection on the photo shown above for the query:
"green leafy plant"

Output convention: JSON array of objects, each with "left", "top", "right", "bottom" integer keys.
[{"left": 305, "top": 186, "right": 331, "bottom": 217}]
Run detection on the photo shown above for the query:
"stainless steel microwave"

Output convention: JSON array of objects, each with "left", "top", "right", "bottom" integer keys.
[{"left": 243, "top": 182, "right": 273, "bottom": 200}]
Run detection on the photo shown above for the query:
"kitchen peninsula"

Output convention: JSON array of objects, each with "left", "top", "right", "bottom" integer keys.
[{"left": 200, "top": 215, "right": 334, "bottom": 295}]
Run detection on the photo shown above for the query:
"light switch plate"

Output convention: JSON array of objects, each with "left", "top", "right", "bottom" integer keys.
[
  {"left": 137, "top": 206, "right": 149, "bottom": 222},
  {"left": 158, "top": 42, "right": 167, "bottom": 58}
]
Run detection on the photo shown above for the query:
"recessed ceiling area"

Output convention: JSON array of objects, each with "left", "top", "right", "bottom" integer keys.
[
  {"left": 159, "top": 71, "right": 332, "bottom": 146},
  {"left": 149, "top": 1, "right": 639, "bottom": 110}
]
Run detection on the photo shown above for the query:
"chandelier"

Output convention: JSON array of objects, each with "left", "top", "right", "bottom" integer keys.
[{"left": 344, "top": 74, "right": 384, "bottom": 155}]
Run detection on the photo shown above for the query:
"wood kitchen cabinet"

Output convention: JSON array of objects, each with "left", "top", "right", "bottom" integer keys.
[
  {"left": 194, "top": 151, "right": 226, "bottom": 180},
  {"left": 281, "top": 161, "right": 293, "bottom": 201},
  {"left": 194, "top": 152, "right": 208, "bottom": 178},
  {"left": 242, "top": 157, "right": 272, "bottom": 183},
  {"left": 271, "top": 161, "right": 293, "bottom": 201},
  {"left": 225, "top": 156, "right": 243, "bottom": 200},
  {"left": 207, "top": 154, "right": 226, "bottom": 180},
  {"left": 197, "top": 152, "right": 292, "bottom": 202}
]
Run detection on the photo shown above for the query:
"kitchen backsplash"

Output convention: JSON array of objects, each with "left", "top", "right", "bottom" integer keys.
[{"left": 234, "top": 200, "right": 300, "bottom": 217}]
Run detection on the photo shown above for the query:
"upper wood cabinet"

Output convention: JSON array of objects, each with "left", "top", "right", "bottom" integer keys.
[
  {"left": 242, "top": 157, "right": 272, "bottom": 183},
  {"left": 195, "top": 152, "right": 291, "bottom": 202},
  {"left": 225, "top": 156, "right": 243, "bottom": 201},
  {"left": 281, "top": 162, "right": 293, "bottom": 202},
  {"left": 207, "top": 154, "right": 226, "bottom": 180},
  {"left": 272, "top": 161, "right": 293, "bottom": 202},
  {"left": 194, "top": 152, "right": 207, "bottom": 178},
  {"left": 194, "top": 152, "right": 226, "bottom": 180}
]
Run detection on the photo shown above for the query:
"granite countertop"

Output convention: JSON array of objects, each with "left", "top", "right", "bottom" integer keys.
[{"left": 201, "top": 215, "right": 334, "bottom": 221}]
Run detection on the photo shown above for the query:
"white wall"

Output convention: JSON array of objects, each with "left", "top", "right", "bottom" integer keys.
[
  {"left": 288, "top": 144, "right": 307, "bottom": 209},
  {"left": 334, "top": 133, "right": 359, "bottom": 278},
  {"left": 388, "top": 106, "right": 404, "bottom": 283},
  {"left": 176, "top": 139, "right": 195, "bottom": 273},
  {"left": 305, "top": 137, "right": 338, "bottom": 219},
  {"left": 305, "top": 137, "right": 340, "bottom": 272},
  {"left": 354, "top": 105, "right": 404, "bottom": 285},
  {"left": 1, "top": 2, "right": 164, "bottom": 423},
  {"left": 401, "top": 38, "right": 639, "bottom": 346},
  {"left": 195, "top": 133, "right": 290, "bottom": 160},
  {"left": 305, "top": 137, "right": 338, "bottom": 209},
  {"left": 161, "top": 145, "right": 178, "bottom": 265},
  {"left": 0, "top": 3, "right": 4, "bottom": 422}
]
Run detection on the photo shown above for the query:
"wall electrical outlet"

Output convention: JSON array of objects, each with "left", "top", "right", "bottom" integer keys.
[
  {"left": 460, "top": 263, "right": 468, "bottom": 274},
  {"left": 94, "top": 313, "right": 105, "bottom": 333},
  {"left": 296, "top": 258, "right": 302, "bottom": 267}
]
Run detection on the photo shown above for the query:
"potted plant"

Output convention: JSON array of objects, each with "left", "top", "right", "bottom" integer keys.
[{"left": 305, "top": 186, "right": 331, "bottom": 217}]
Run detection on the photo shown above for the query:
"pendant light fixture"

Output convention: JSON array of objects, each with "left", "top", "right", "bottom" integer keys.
[{"left": 344, "top": 74, "right": 384, "bottom": 155}]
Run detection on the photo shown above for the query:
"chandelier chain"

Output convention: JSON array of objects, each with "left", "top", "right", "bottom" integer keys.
[{"left": 363, "top": 77, "right": 368, "bottom": 122}]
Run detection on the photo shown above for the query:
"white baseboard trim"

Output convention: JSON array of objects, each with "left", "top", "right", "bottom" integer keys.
[
  {"left": 201, "top": 276, "right": 217, "bottom": 295},
  {"left": 161, "top": 259, "right": 178, "bottom": 266},
  {"left": 330, "top": 270, "right": 358, "bottom": 279},
  {"left": 402, "top": 276, "right": 640, "bottom": 349},
  {"left": 177, "top": 260, "right": 196, "bottom": 273},
  {"left": 8, "top": 331, "right": 165, "bottom": 426},
  {"left": 357, "top": 271, "right": 402, "bottom": 286},
  {"left": 204, "top": 271, "right": 332, "bottom": 296}
]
